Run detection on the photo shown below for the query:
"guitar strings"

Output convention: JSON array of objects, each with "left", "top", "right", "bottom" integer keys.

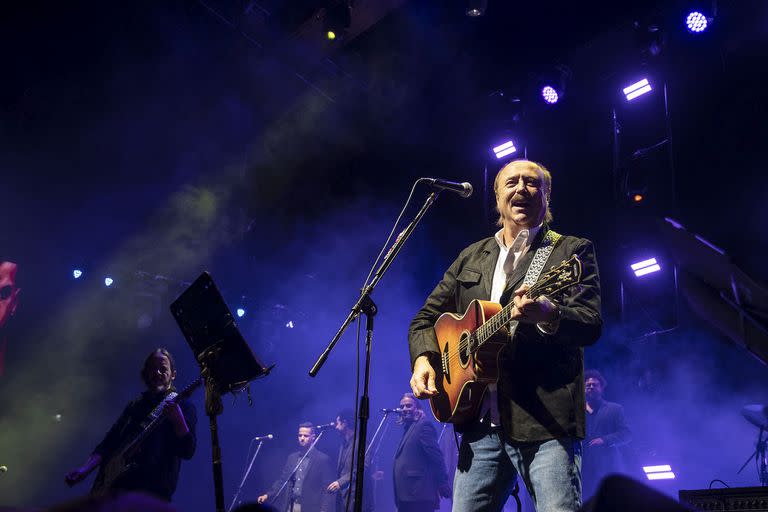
[{"left": 442, "top": 261, "right": 572, "bottom": 366}]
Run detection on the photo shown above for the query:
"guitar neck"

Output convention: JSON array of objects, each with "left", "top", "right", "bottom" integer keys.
[
  {"left": 472, "top": 254, "right": 582, "bottom": 348},
  {"left": 122, "top": 376, "right": 202, "bottom": 455},
  {"left": 475, "top": 287, "right": 543, "bottom": 346}
]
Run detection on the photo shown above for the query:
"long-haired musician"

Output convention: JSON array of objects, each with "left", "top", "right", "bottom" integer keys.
[{"left": 65, "top": 347, "right": 197, "bottom": 502}]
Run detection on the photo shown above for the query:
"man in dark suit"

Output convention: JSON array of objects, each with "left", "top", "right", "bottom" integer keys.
[
  {"left": 408, "top": 159, "right": 602, "bottom": 511},
  {"left": 258, "top": 422, "right": 335, "bottom": 512},
  {"left": 328, "top": 409, "right": 374, "bottom": 512},
  {"left": 583, "top": 369, "right": 631, "bottom": 499},
  {"left": 393, "top": 393, "right": 451, "bottom": 512}
]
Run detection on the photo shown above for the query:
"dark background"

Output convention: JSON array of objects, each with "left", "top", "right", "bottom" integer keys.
[{"left": 1, "top": 0, "right": 767, "bottom": 509}]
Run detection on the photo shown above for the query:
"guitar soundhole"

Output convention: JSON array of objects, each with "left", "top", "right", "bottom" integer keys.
[{"left": 458, "top": 331, "right": 471, "bottom": 367}]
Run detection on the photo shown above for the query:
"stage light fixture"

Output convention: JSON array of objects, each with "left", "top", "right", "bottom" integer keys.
[
  {"left": 492, "top": 140, "right": 517, "bottom": 159},
  {"left": 541, "top": 85, "right": 559, "bottom": 104},
  {"left": 465, "top": 0, "right": 487, "bottom": 17},
  {"left": 72, "top": 269, "right": 83, "bottom": 279},
  {"left": 643, "top": 464, "right": 676, "bottom": 480},
  {"left": 104, "top": 277, "right": 114, "bottom": 287},
  {"left": 685, "top": 11, "right": 708, "bottom": 33},
  {"left": 632, "top": 193, "right": 644, "bottom": 203},
  {"left": 286, "top": 320, "right": 295, "bottom": 329},
  {"left": 236, "top": 307, "right": 246, "bottom": 318},
  {"left": 631, "top": 258, "right": 661, "bottom": 277},
  {"left": 537, "top": 65, "right": 570, "bottom": 105},
  {"left": 623, "top": 78, "right": 652, "bottom": 101}
]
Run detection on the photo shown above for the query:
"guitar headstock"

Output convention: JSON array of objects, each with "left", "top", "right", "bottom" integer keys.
[{"left": 530, "top": 255, "right": 582, "bottom": 299}]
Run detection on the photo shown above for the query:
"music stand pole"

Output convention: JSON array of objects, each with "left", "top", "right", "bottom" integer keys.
[{"left": 199, "top": 350, "right": 226, "bottom": 512}]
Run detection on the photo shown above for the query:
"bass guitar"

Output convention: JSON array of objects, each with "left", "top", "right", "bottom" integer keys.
[{"left": 90, "top": 376, "right": 203, "bottom": 495}]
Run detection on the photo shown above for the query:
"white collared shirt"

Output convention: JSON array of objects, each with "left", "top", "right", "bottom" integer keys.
[
  {"left": 480, "top": 225, "right": 542, "bottom": 425},
  {"left": 490, "top": 225, "right": 541, "bottom": 302}
]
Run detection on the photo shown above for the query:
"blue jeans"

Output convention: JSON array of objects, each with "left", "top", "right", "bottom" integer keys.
[{"left": 452, "top": 423, "right": 582, "bottom": 512}]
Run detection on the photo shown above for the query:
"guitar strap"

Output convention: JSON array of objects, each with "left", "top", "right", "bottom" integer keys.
[
  {"left": 505, "top": 229, "right": 562, "bottom": 337},
  {"left": 522, "top": 229, "right": 562, "bottom": 288}
]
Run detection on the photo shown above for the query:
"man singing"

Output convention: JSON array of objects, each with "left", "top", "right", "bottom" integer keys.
[
  {"left": 408, "top": 159, "right": 602, "bottom": 511},
  {"left": 258, "top": 422, "right": 335, "bottom": 512}
]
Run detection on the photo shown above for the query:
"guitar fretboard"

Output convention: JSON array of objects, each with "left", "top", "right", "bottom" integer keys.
[{"left": 471, "top": 255, "right": 581, "bottom": 350}]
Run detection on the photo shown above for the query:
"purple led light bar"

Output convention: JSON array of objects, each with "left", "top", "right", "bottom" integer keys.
[
  {"left": 493, "top": 140, "right": 517, "bottom": 159},
  {"left": 623, "top": 78, "right": 652, "bottom": 101},
  {"left": 631, "top": 258, "right": 661, "bottom": 277}
]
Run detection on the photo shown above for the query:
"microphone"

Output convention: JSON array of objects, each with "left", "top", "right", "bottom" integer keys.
[
  {"left": 381, "top": 408, "right": 402, "bottom": 414},
  {"left": 315, "top": 422, "right": 336, "bottom": 430},
  {"left": 424, "top": 178, "right": 473, "bottom": 198},
  {"left": 253, "top": 434, "right": 274, "bottom": 441}
]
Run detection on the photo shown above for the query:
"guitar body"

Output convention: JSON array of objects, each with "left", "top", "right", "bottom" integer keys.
[
  {"left": 429, "top": 299, "right": 509, "bottom": 425},
  {"left": 90, "top": 456, "right": 138, "bottom": 496},
  {"left": 428, "top": 254, "right": 583, "bottom": 426}
]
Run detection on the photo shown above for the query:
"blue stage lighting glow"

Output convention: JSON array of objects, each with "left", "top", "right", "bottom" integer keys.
[
  {"left": 541, "top": 85, "right": 559, "bottom": 104},
  {"left": 685, "top": 11, "right": 708, "bottom": 33},
  {"left": 73, "top": 269, "right": 83, "bottom": 279},
  {"left": 236, "top": 308, "right": 246, "bottom": 318},
  {"left": 104, "top": 277, "right": 114, "bottom": 287}
]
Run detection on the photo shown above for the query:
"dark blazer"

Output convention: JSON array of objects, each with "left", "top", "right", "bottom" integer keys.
[
  {"left": 584, "top": 400, "right": 632, "bottom": 497},
  {"left": 336, "top": 438, "right": 373, "bottom": 512},
  {"left": 393, "top": 417, "right": 449, "bottom": 510},
  {"left": 408, "top": 226, "right": 602, "bottom": 442},
  {"left": 267, "top": 449, "right": 335, "bottom": 512}
]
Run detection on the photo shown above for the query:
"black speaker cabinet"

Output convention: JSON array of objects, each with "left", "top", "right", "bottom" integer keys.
[
  {"left": 580, "top": 475, "right": 689, "bottom": 511},
  {"left": 679, "top": 486, "right": 768, "bottom": 511}
]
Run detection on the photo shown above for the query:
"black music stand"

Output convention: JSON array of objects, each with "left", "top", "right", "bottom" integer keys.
[{"left": 171, "top": 272, "right": 273, "bottom": 512}]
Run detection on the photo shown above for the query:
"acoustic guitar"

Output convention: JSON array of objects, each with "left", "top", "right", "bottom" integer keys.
[{"left": 428, "top": 255, "right": 582, "bottom": 425}]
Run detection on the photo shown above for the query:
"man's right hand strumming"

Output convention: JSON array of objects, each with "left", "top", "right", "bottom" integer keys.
[
  {"left": 257, "top": 494, "right": 269, "bottom": 504},
  {"left": 410, "top": 355, "right": 438, "bottom": 398}
]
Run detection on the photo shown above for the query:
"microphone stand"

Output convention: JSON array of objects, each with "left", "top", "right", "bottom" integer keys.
[
  {"left": 365, "top": 410, "right": 396, "bottom": 458},
  {"left": 365, "top": 410, "right": 396, "bottom": 505},
  {"left": 228, "top": 438, "right": 267, "bottom": 511},
  {"left": 738, "top": 427, "right": 768, "bottom": 486},
  {"left": 437, "top": 423, "right": 449, "bottom": 443},
  {"left": 272, "top": 431, "right": 327, "bottom": 503},
  {"left": 309, "top": 186, "right": 440, "bottom": 512}
]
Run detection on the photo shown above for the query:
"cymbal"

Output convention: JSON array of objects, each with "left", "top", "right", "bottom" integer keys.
[{"left": 742, "top": 404, "right": 768, "bottom": 429}]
